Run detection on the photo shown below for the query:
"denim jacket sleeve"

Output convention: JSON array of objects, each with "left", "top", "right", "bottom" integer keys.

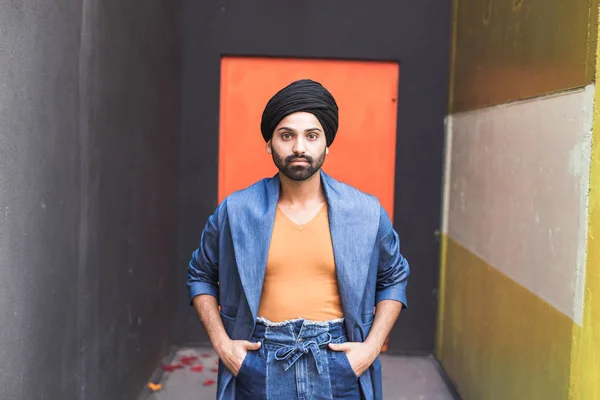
[
  {"left": 375, "top": 205, "right": 410, "bottom": 308},
  {"left": 187, "top": 205, "right": 221, "bottom": 304}
]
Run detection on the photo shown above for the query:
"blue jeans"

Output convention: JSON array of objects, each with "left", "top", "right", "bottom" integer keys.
[{"left": 235, "top": 318, "right": 363, "bottom": 399}]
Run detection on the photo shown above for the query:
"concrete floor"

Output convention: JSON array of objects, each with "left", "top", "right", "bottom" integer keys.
[{"left": 141, "top": 347, "right": 458, "bottom": 400}]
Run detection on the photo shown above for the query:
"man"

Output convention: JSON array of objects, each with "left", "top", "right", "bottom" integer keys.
[{"left": 187, "top": 79, "right": 410, "bottom": 400}]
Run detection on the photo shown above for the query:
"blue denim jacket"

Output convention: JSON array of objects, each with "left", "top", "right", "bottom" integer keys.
[{"left": 187, "top": 170, "right": 410, "bottom": 400}]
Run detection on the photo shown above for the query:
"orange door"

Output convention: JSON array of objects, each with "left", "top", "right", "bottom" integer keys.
[{"left": 219, "top": 57, "right": 399, "bottom": 351}]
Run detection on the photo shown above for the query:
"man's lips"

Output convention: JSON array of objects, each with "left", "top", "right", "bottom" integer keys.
[{"left": 290, "top": 159, "right": 309, "bottom": 164}]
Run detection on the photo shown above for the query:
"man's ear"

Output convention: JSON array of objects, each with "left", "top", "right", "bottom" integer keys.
[
  {"left": 266, "top": 141, "right": 272, "bottom": 154},
  {"left": 326, "top": 147, "right": 329, "bottom": 155}
]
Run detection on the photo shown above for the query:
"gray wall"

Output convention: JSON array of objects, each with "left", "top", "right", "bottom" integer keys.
[{"left": 0, "top": 1, "right": 180, "bottom": 399}]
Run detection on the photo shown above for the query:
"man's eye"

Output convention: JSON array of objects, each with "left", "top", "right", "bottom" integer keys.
[
  {"left": 282, "top": 133, "right": 292, "bottom": 139},
  {"left": 308, "top": 134, "right": 317, "bottom": 140}
]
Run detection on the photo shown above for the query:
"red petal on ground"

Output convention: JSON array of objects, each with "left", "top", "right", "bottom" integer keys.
[
  {"left": 161, "top": 364, "right": 183, "bottom": 372},
  {"left": 203, "top": 379, "right": 216, "bottom": 386},
  {"left": 211, "top": 368, "right": 218, "bottom": 373},
  {"left": 190, "top": 365, "right": 204, "bottom": 372},
  {"left": 180, "top": 356, "right": 198, "bottom": 365}
]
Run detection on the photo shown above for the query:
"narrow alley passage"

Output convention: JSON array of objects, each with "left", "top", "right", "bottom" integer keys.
[{"left": 3, "top": 0, "right": 600, "bottom": 399}]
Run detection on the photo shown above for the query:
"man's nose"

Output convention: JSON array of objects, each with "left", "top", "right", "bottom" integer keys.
[{"left": 293, "top": 137, "right": 306, "bottom": 154}]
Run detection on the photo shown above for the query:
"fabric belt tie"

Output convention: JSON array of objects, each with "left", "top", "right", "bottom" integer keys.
[{"left": 274, "top": 332, "right": 332, "bottom": 374}]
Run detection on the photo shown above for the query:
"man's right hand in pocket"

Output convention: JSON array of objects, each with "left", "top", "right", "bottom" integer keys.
[{"left": 216, "top": 339, "right": 261, "bottom": 376}]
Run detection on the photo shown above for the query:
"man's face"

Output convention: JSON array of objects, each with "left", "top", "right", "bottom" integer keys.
[{"left": 268, "top": 112, "right": 328, "bottom": 181}]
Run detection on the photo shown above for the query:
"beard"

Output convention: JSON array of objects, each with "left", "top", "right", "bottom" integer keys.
[{"left": 271, "top": 147, "right": 326, "bottom": 181}]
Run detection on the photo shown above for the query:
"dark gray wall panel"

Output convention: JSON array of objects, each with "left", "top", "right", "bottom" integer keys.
[
  {"left": 0, "top": 1, "right": 83, "bottom": 398},
  {"left": 0, "top": 0, "right": 180, "bottom": 399}
]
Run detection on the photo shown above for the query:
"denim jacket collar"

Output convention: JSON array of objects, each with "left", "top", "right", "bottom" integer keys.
[{"left": 227, "top": 169, "right": 379, "bottom": 325}]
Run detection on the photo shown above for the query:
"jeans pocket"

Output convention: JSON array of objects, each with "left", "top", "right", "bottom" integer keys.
[
  {"left": 329, "top": 334, "right": 359, "bottom": 380},
  {"left": 329, "top": 338, "right": 359, "bottom": 381},
  {"left": 329, "top": 346, "right": 361, "bottom": 398},
  {"left": 235, "top": 349, "right": 267, "bottom": 399},
  {"left": 340, "top": 352, "right": 359, "bottom": 379},
  {"left": 236, "top": 352, "right": 250, "bottom": 378}
]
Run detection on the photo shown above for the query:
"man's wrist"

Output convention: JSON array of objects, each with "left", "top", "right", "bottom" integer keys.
[
  {"left": 213, "top": 336, "right": 232, "bottom": 357},
  {"left": 362, "top": 339, "right": 383, "bottom": 360}
]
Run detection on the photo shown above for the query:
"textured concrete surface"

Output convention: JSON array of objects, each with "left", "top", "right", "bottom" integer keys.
[
  {"left": 447, "top": 88, "right": 593, "bottom": 324},
  {"left": 0, "top": 0, "right": 179, "bottom": 399},
  {"left": 143, "top": 348, "right": 457, "bottom": 400}
]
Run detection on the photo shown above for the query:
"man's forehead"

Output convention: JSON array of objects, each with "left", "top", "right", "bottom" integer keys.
[
  {"left": 277, "top": 112, "right": 322, "bottom": 127},
  {"left": 276, "top": 113, "right": 323, "bottom": 131}
]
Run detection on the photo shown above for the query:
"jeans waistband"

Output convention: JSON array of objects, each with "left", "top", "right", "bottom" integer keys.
[
  {"left": 254, "top": 317, "right": 345, "bottom": 337},
  {"left": 252, "top": 317, "right": 346, "bottom": 374}
]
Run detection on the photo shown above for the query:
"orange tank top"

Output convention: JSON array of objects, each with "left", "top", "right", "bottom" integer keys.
[{"left": 257, "top": 205, "right": 343, "bottom": 322}]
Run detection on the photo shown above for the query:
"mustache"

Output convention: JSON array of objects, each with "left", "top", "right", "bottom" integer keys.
[{"left": 285, "top": 154, "right": 313, "bottom": 164}]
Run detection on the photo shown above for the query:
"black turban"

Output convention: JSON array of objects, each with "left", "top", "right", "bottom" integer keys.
[{"left": 260, "top": 79, "right": 339, "bottom": 147}]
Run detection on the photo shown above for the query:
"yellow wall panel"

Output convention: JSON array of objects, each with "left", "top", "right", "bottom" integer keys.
[
  {"left": 569, "top": 16, "right": 600, "bottom": 397},
  {"left": 439, "top": 237, "right": 574, "bottom": 400},
  {"left": 451, "top": 0, "right": 598, "bottom": 113}
]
